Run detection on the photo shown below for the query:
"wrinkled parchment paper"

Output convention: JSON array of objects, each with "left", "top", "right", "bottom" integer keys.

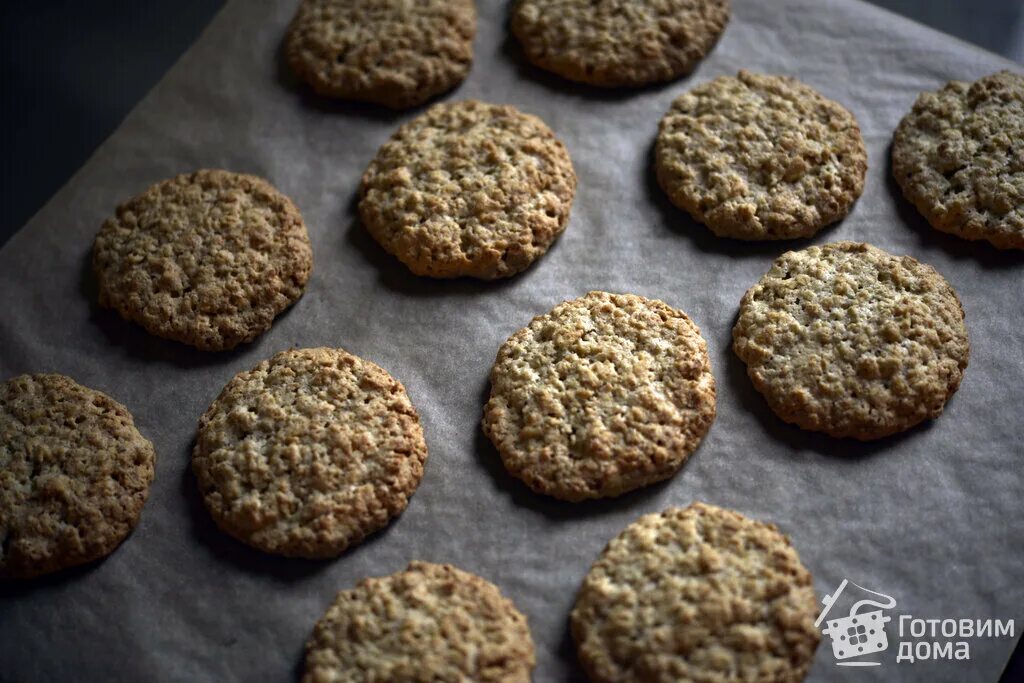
[{"left": 1, "top": 1, "right": 1022, "bottom": 680}]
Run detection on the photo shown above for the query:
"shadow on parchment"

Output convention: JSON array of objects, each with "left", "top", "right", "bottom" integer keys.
[
  {"left": 179, "top": 440, "right": 400, "bottom": 582},
  {"left": 77, "top": 248, "right": 299, "bottom": 369},
  {"left": 720, "top": 319, "right": 940, "bottom": 460},
  {"left": 641, "top": 137, "right": 846, "bottom": 258},
  {"left": 0, "top": 544, "right": 113, "bottom": 598},
  {"left": 885, "top": 141, "right": 1024, "bottom": 270},
  {"left": 558, "top": 619, "right": 591, "bottom": 683}
]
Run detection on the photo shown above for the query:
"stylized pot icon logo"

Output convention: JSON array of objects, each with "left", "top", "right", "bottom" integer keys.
[{"left": 815, "top": 579, "right": 897, "bottom": 667}]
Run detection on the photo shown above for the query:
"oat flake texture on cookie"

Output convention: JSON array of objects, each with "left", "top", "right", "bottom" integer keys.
[
  {"left": 571, "top": 503, "right": 820, "bottom": 683},
  {"left": 303, "top": 562, "right": 535, "bottom": 682},
  {"left": 893, "top": 70, "right": 1024, "bottom": 250},
  {"left": 483, "top": 291, "right": 716, "bottom": 501},
  {"left": 92, "top": 169, "right": 313, "bottom": 351},
  {"left": 511, "top": 0, "right": 730, "bottom": 87},
  {"left": 191, "top": 347, "right": 427, "bottom": 558},
  {"left": 0, "top": 374, "right": 155, "bottom": 579},
  {"left": 656, "top": 71, "right": 867, "bottom": 240},
  {"left": 285, "top": 0, "right": 476, "bottom": 108},
  {"left": 733, "top": 242, "right": 970, "bottom": 440},
  {"left": 359, "top": 100, "right": 577, "bottom": 279}
]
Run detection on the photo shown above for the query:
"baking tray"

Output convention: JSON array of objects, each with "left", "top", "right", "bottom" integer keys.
[{"left": 1, "top": 0, "right": 1021, "bottom": 680}]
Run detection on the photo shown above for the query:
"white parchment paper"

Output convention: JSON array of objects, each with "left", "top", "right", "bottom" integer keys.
[{"left": 1, "top": 1, "right": 1021, "bottom": 680}]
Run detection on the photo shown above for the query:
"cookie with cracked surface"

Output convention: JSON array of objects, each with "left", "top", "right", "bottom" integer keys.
[
  {"left": 483, "top": 291, "right": 715, "bottom": 501},
  {"left": 1, "top": 374, "right": 155, "bottom": 579},
  {"left": 892, "top": 71, "right": 1024, "bottom": 250},
  {"left": 192, "top": 347, "right": 427, "bottom": 558},
  {"left": 359, "top": 99, "right": 577, "bottom": 279},
  {"left": 571, "top": 503, "right": 820, "bottom": 683},
  {"left": 303, "top": 561, "right": 535, "bottom": 682},
  {"left": 511, "top": 0, "right": 729, "bottom": 88},
  {"left": 285, "top": 0, "right": 476, "bottom": 108},
  {"left": 733, "top": 242, "right": 969, "bottom": 440},
  {"left": 656, "top": 70, "right": 867, "bottom": 240},
  {"left": 93, "top": 169, "right": 313, "bottom": 351}
]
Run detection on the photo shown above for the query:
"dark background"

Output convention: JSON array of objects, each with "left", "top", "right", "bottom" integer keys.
[
  {"left": 1, "top": 1, "right": 1022, "bottom": 249},
  {"left": 0, "top": 1, "right": 1021, "bottom": 680},
  {"left": 1, "top": 1, "right": 1021, "bottom": 248}
]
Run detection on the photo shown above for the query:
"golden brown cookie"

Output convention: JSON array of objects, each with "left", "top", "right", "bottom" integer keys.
[
  {"left": 1, "top": 374, "right": 155, "bottom": 579},
  {"left": 571, "top": 503, "right": 820, "bottom": 683},
  {"left": 656, "top": 71, "right": 867, "bottom": 240},
  {"left": 303, "top": 561, "right": 535, "bottom": 682},
  {"left": 93, "top": 169, "right": 313, "bottom": 351},
  {"left": 285, "top": 0, "right": 476, "bottom": 108},
  {"left": 359, "top": 100, "right": 577, "bottom": 279},
  {"left": 892, "top": 71, "right": 1024, "bottom": 250},
  {"left": 733, "top": 242, "right": 970, "bottom": 440},
  {"left": 483, "top": 291, "right": 716, "bottom": 501},
  {"left": 192, "top": 347, "right": 427, "bottom": 558},
  {"left": 511, "top": 0, "right": 730, "bottom": 87}
]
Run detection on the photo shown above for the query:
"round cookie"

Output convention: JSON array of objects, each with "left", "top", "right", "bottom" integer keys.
[
  {"left": 571, "top": 503, "right": 820, "bottom": 683},
  {"left": 1, "top": 374, "right": 155, "bottom": 579},
  {"left": 359, "top": 100, "right": 577, "bottom": 279},
  {"left": 93, "top": 169, "right": 313, "bottom": 352},
  {"left": 733, "top": 242, "right": 970, "bottom": 440},
  {"left": 483, "top": 291, "right": 716, "bottom": 501},
  {"left": 892, "top": 71, "right": 1024, "bottom": 250},
  {"left": 284, "top": 0, "right": 476, "bottom": 109},
  {"left": 192, "top": 347, "right": 427, "bottom": 558},
  {"left": 303, "top": 561, "right": 535, "bottom": 682},
  {"left": 656, "top": 70, "right": 867, "bottom": 240},
  {"left": 511, "top": 0, "right": 730, "bottom": 88}
]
